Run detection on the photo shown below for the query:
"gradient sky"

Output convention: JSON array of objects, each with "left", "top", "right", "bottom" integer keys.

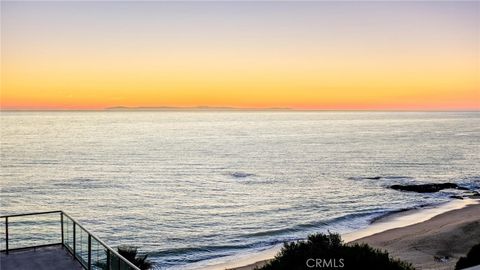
[{"left": 1, "top": 1, "right": 479, "bottom": 110}]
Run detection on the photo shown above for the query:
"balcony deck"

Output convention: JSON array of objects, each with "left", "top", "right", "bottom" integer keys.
[
  {"left": 1, "top": 210, "right": 140, "bottom": 270},
  {"left": 0, "top": 244, "right": 83, "bottom": 270}
]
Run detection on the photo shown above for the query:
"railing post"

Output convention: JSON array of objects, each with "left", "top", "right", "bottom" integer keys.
[
  {"left": 73, "top": 222, "right": 76, "bottom": 258},
  {"left": 88, "top": 234, "right": 92, "bottom": 270},
  {"left": 5, "top": 217, "right": 8, "bottom": 255},
  {"left": 106, "top": 249, "right": 111, "bottom": 270},
  {"left": 60, "top": 212, "right": 64, "bottom": 246}
]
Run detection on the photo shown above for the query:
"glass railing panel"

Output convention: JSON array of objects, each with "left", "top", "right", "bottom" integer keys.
[
  {"left": 119, "top": 254, "right": 140, "bottom": 270},
  {"left": 0, "top": 218, "right": 5, "bottom": 251},
  {"left": 63, "top": 214, "right": 74, "bottom": 252},
  {"left": 119, "top": 260, "right": 130, "bottom": 270},
  {"left": 110, "top": 252, "right": 121, "bottom": 270},
  {"left": 4, "top": 213, "right": 61, "bottom": 250},
  {"left": 124, "top": 262, "right": 139, "bottom": 270},
  {"left": 74, "top": 224, "right": 89, "bottom": 267},
  {"left": 91, "top": 238, "right": 109, "bottom": 270}
]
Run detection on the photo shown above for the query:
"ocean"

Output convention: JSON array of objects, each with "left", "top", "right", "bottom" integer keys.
[{"left": 1, "top": 111, "right": 479, "bottom": 269}]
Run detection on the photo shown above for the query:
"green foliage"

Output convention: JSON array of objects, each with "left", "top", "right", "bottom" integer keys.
[
  {"left": 94, "top": 245, "right": 153, "bottom": 270},
  {"left": 455, "top": 243, "right": 480, "bottom": 270},
  {"left": 258, "top": 232, "right": 414, "bottom": 270},
  {"left": 117, "top": 245, "right": 153, "bottom": 270}
]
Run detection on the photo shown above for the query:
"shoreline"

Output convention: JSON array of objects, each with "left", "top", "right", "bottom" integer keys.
[
  {"left": 354, "top": 200, "right": 480, "bottom": 270},
  {"left": 343, "top": 198, "right": 478, "bottom": 242},
  {"left": 195, "top": 198, "right": 479, "bottom": 270}
]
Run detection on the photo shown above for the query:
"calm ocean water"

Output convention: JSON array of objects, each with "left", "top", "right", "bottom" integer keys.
[{"left": 1, "top": 111, "right": 479, "bottom": 269}]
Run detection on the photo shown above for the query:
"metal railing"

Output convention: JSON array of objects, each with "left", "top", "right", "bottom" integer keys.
[{"left": 0, "top": 211, "right": 141, "bottom": 270}]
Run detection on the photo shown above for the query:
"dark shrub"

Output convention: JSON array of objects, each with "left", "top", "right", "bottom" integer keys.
[
  {"left": 455, "top": 243, "right": 480, "bottom": 270},
  {"left": 94, "top": 246, "right": 153, "bottom": 270},
  {"left": 117, "top": 245, "right": 153, "bottom": 270},
  {"left": 259, "top": 233, "right": 414, "bottom": 270}
]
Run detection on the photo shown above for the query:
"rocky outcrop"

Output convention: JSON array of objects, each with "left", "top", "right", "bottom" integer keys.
[{"left": 390, "top": 183, "right": 469, "bottom": 193}]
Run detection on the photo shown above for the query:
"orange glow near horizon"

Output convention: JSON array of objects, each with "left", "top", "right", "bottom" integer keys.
[{"left": 1, "top": 2, "right": 479, "bottom": 111}]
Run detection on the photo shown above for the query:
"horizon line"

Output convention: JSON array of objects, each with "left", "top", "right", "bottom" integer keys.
[{"left": 1, "top": 106, "right": 479, "bottom": 113}]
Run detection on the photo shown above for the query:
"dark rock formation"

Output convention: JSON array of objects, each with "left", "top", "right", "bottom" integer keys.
[
  {"left": 364, "top": 176, "right": 382, "bottom": 180},
  {"left": 390, "top": 183, "right": 469, "bottom": 193}
]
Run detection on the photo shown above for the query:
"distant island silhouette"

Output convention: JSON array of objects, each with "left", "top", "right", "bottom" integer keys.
[{"left": 106, "top": 106, "right": 292, "bottom": 111}]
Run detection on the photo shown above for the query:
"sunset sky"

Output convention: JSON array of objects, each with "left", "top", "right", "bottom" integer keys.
[{"left": 1, "top": 1, "right": 479, "bottom": 110}]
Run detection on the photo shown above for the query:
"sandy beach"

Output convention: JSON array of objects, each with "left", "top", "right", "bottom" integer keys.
[
  {"left": 353, "top": 201, "right": 480, "bottom": 270},
  {"left": 225, "top": 199, "right": 480, "bottom": 270}
]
